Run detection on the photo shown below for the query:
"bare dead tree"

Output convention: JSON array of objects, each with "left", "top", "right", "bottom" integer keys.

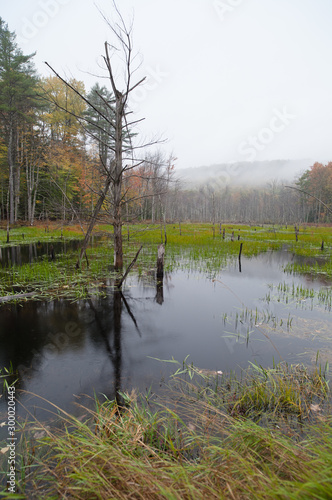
[{"left": 44, "top": 4, "right": 154, "bottom": 272}]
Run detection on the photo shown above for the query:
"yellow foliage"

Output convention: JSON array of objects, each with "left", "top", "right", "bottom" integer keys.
[{"left": 41, "top": 76, "right": 86, "bottom": 142}]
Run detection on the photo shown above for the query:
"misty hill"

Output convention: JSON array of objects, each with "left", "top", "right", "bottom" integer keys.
[{"left": 178, "top": 159, "right": 312, "bottom": 190}]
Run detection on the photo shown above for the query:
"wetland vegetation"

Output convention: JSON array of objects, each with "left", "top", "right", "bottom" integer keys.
[
  {"left": 4, "top": 359, "right": 332, "bottom": 499},
  {"left": 1, "top": 220, "right": 332, "bottom": 302},
  {"left": 1, "top": 221, "right": 332, "bottom": 498}
]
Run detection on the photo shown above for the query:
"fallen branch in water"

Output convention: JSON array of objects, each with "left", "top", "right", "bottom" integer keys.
[
  {"left": 0, "top": 292, "right": 37, "bottom": 303},
  {"left": 116, "top": 245, "right": 143, "bottom": 289}
]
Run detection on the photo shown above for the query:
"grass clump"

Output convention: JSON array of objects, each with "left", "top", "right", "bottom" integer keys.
[
  {"left": 216, "top": 362, "right": 330, "bottom": 423},
  {"left": 11, "top": 361, "right": 332, "bottom": 499}
]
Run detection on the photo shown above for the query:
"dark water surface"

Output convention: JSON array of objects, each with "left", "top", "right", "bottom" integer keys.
[
  {"left": 0, "top": 239, "right": 84, "bottom": 267},
  {"left": 0, "top": 249, "right": 331, "bottom": 424}
]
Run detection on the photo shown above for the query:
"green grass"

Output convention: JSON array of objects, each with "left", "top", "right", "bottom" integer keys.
[
  {"left": 0, "top": 222, "right": 84, "bottom": 246},
  {"left": 7, "top": 360, "right": 332, "bottom": 499},
  {"left": 261, "top": 281, "right": 332, "bottom": 311},
  {"left": 0, "top": 221, "right": 332, "bottom": 301}
]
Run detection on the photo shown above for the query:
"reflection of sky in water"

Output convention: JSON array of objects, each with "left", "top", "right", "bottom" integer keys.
[{"left": 0, "top": 249, "right": 331, "bottom": 422}]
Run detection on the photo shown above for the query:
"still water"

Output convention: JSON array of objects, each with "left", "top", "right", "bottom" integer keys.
[
  {"left": 0, "top": 239, "right": 82, "bottom": 267},
  {"left": 0, "top": 248, "right": 331, "bottom": 422}
]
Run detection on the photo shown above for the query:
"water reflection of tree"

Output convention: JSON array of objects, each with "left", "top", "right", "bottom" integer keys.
[
  {"left": 0, "top": 239, "right": 83, "bottom": 268},
  {"left": 134, "top": 266, "right": 167, "bottom": 306},
  {"left": 87, "top": 288, "right": 122, "bottom": 399},
  {"left": 0, "top": 300, "right": 87, "bottom": 381},
  {"left": 113, "top": 288, "right": 122, "bottom": 399},
  {"left": 0, "top": 270, "right": 159, "bottom": 414},
  {"left": 156, "top": 279, "right": 164, "bottom": 305},
  {"left": 86, "top": 281, "right": 143, "bottom": 403}
]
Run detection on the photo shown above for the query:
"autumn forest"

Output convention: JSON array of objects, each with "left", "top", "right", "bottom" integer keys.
[{"left": 0, "top": 18, "right": 331, "bottom": 231}]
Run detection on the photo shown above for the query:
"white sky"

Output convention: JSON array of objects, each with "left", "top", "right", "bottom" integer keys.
[{"left": 2, "top": 0, "right": 332, "bottom": 169}]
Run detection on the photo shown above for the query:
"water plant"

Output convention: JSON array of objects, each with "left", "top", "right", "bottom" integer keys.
[{"left": 265, "top": 281, "right": 332, "bottom": 312}]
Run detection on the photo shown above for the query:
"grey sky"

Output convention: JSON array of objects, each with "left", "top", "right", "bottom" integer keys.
[{"left": 2, "top": 0, "right": 332, "bottom": 169}]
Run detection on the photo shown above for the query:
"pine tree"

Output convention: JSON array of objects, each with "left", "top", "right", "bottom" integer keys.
[
  {"left": 0, "top": 18, "right": 39, "bottom": 222},
  {"left": 85, "top": 83, "right": 115, "bottom": 167}
]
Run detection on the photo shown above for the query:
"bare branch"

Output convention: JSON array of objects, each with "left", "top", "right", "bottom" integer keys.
[
  {"left": 44, "top": 62, "right": 116, "bottom": 129},
  {"left": 285, "top": 185, "right": 332, "bottom": 215},
  {"left": 122, "top": 117, "right": 145, "bottom": 128},
  {"left": 127, "top": 76, "right": 146, "bottom": 94}
]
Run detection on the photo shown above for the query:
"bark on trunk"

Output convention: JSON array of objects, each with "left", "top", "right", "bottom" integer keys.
[
  {"left": 8, "top": 126, "right": 15, "bottom": 225},
  {"left": 113, "top": 91, "right": 124, "bottom": 271}
]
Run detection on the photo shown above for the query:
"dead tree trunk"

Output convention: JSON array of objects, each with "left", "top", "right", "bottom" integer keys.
[
  {"left": 76, "top": 173, "right": 113, "bottom": 269},
  {"left": 294, "top": 225, "right": 299, "bottom": 242},
  {"left": 157, "top": 244, "right": 165, "bottom": 280},
  {"left": 238, "top": 242, "right": 243, "bottom": 273},
  {"left": 46, "top": 6, "right": 151, "bottom": 280},
  {"left": 111, "top": 85, "right": 125, "bottom": 271},
  {"left": 238, "top": 242, "right": 243, "bottom": 260}
]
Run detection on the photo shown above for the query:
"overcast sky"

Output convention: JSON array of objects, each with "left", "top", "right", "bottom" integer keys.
[{"left": 2, "top": 0, "right": 332, "bottom": 170}]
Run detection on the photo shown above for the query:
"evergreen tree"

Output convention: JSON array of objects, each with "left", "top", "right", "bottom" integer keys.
[
  {"left": 85, "top": 83, "right": 115, "bottom": 167},
  {"left": 0, "top": 18, "right": 39, "bottom": 222}
]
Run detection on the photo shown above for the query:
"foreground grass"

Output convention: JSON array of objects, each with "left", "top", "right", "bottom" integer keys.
[{"left": 5, "top": 361, "right": 331, "bottom": 499}]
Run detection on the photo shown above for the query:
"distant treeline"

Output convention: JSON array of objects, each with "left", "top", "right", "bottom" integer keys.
[
  {"left": 0, "top": 19, "right": 330, "bottom": 227},
  {"left": 165, "top": 168, "right": 330, "bottom": 225}
]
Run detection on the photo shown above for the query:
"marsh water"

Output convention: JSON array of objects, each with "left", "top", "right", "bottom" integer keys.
[
  {"left": 0, "top": 245, "right": 332, "bottom": 425},
  {"left": 0, "top": 238, "right": 86, "bottom": 267}
]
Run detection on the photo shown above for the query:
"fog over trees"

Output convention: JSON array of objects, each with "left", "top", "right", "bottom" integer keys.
[{"left": 0, "top": 18, "right": 331, "bottom": 229}]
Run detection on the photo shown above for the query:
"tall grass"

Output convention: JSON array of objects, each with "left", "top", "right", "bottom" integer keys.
[{"left": 10, "top": 361, "right": 332, "bottom": 499}]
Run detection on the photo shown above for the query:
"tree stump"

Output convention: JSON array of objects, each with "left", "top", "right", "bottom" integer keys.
[{"left": 157, "top": 244, "right": 165, "bottom": 279}]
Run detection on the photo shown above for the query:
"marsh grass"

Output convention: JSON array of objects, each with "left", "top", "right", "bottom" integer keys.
[
  {"left": 285, "top": 260, "right": 332, "bottom": 280},
  {"left": 0, "top": 245, "right": 141, "bottom": 302},
  {"left": 0, "top": 223, "right": 84, "bottom": 247},
  {"left": 1, "top": 222, "right": 332, "bottom": 302},
  {"left": 263, "top": 281, "right": 332, "bottom": 311},
  {"left": 0, "top": 363, "right": 18, "bottom": 393},
  {"left": 6, "top": 360, "right": 331, "bottom": 499}
]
